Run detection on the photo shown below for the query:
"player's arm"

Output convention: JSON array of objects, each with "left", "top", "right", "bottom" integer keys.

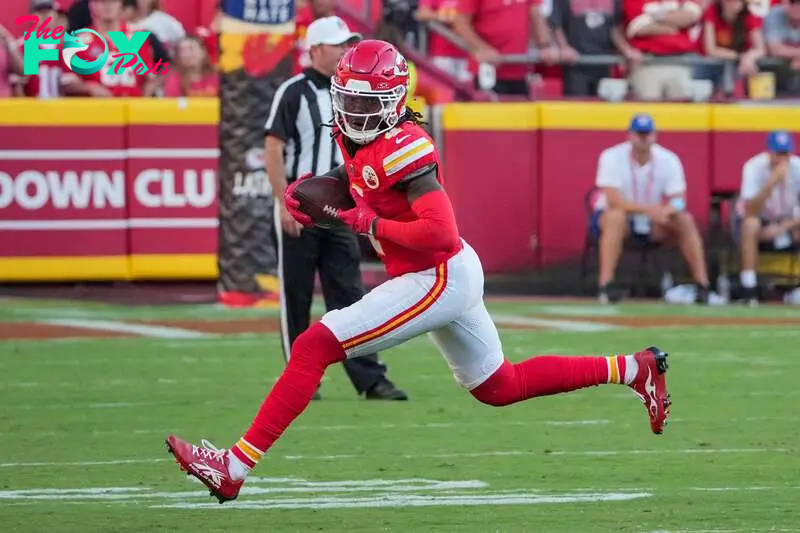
[{"left": 370, "top": 164, "right": 460, "bottom": 253}]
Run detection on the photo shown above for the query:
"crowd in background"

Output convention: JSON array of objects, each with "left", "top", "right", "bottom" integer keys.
[{"left": 2, "top": 0, "right": 800, "bottom": 100}]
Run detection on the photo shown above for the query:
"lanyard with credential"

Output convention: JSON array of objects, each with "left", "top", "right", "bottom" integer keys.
[{"left": 630, "top": 159, "right": 655, "bottom": 205}]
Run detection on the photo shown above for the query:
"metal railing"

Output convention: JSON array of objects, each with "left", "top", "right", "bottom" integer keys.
[{"left": 418, "top": 20, "right": 787, "bottom": 90}]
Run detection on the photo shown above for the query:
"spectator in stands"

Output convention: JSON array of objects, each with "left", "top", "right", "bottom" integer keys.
[
  {"left": 763, "top": 0, "right": 800, "bottom": 95},
  {"left": 12, "top": 0, "right": 82, "bottom": 98},
  {"left": 0, "top": 23, "right": 26, "bottom": 98},
  {"left": 77, "top": 0, "right": 159, "bottom": 97},
  {"left": 549, "top": 0, "right": 643, "bottom": 96},
  {"left": 452, "top": 0, "right": 558, "bottom": 95},
  {"left": 416, "top": 0, "right": 473, "bottom": 83},
  {"left": 623, "top": 0, "right": 703, "bottom": 100},
  {"left": 125, "top": 0, "right": 185, "bottom": 51},
  {"left": 163, "top": 36, "right": 218, "bottom": 97},
  {"left": 195, "top": 4, "right": 220, "bottom": 65},
  {"left": 737, "top": 131, "right": 800, "bottom": 305},
  {"left": 593, "top": 113, "right": 711, "bottom": 304},
  {"left": 294, "top": 0, "right": 335, "bottom": 74},
  {"left": 701, "top": 0, "right": 764, "bottom": 95},
  {"left": 67, "top": 0, "right": 92, "bottom": 31}
]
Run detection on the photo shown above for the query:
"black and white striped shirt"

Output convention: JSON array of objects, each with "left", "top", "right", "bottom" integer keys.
[{"left": 264, "top": 68, "right": 342, "bottom": 183}]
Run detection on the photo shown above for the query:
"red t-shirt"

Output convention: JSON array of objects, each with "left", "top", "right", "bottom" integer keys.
[
  {"left": 15, "top": 40, "right": 75, "bottom": 98},
  {"left": 702, "top": 5, "right": 762, "bottom": 51},
  {"left": 624, "top": 0, "right": 701, "bottom": 54},
  {"left": 459, "top": 0, "right": 538, "bottom": 80},
  {"left": 419, "top": 0, "right": 468, "bottom": 59},
  {"left": 76, "top": 23, "right": 155, "bottom": 97}
]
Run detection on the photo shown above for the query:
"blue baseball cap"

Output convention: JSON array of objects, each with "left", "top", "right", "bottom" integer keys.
[
  {"left": 767, "top": 130, "right": 794, "bottom": 153},
  {"left": 629, "top": 113, "right": 655, "bottom": 134}
]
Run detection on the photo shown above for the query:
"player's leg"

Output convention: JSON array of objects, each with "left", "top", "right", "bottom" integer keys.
[
  {"left": 597, "top": 208, "right": 629, "bottom": 301},
  {"left": 738, "top": 215, "right": 763, "bottom": 303},
  {"left": 317, "top": 227, "right": 404, "bottom": 399},
  {"left": 430, "top": 300, "right": 671, "bottom": 434},
  {"left": 166, "top": 255, "right": 469, "bottom": 501},
  {"left": 654, "top": 213, "right": 711, "bottom": 301}
]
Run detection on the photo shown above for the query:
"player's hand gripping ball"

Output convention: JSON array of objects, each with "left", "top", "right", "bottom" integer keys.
[{"left": 287, "top": 175, "right": 356, "bottom": 229}]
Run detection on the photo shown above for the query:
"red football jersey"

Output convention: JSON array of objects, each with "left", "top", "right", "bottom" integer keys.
[
  {"left": 76, "top": 24, "right": 155, "bottom": 97},
  {"left": 624, "top": 0, "right": 701, "bottom": 54},
  {"left": 15, "top": 40, "right": 74, "bottom": 98},
  {"left": 337, "top": 122, "right": 457, "bottom": 278}
]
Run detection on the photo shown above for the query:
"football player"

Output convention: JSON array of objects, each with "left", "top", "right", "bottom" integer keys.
[{"left": 166, "top": 39, "right": 672, "bottom": 503}]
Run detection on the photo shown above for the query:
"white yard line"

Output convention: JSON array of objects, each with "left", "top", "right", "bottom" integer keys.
[
  {"left": 38, "top": 319, "right": 209, "bottom": 339},
  {"left": 151, "top": 491, "right": 651, "bottom": 510},
  {"left": 491, "top": 314, "right": 622, "bottom": 332},
  {"left": 0, "top": 447, "right": 789, "bottom": 469},
  {"left": 538, "top": 305, "right": 621, "bottom": 317}
]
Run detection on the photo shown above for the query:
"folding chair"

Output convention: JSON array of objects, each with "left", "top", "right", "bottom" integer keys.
[
  {"left": 580, "top": 186, "right": 663, "bottom": 297},
  {"left": 729, "top": 196, "right": 800, "bottom": 294}
]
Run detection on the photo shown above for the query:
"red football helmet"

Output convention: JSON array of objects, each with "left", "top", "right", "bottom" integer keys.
[{"left": 331, "top": 39, "right": 410, "bottom": 144}]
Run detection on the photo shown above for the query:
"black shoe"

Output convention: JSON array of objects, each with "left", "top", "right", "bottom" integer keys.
[
  {"left": 742, "top": 286, "right": 758, "bottom": 307},
  {"left": 598, "top": 282, "right": 623, "bottom": 304},
  {"left": 365, "top": 380, "right": 408, "bottom": 401},
  {"left": 695, "top": 283, "right": 711, "bottom": 304}
]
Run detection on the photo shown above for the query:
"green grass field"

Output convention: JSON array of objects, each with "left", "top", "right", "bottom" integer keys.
[{"left": 1, "top": 297, "right": 799, "bottom": 533}]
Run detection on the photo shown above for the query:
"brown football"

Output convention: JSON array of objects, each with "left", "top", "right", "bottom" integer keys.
[{"left": 290, "top": 176, "right": 356, "bottom": 229}]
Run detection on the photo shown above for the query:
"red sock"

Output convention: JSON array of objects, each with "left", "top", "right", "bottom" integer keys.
[
  {"left": 471, "top": 355, "right": 622, "bottom": 407},
  {"left": 230, "top": 323, "right": 345, "bottom": 467}
]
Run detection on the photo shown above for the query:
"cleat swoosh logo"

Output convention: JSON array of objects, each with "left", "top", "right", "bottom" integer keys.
[
  {"left": 644, "top": 368, "right": 658, "bottom": 417},
  {"left": 190, "top": 463, "right": 224, "bottom": 489}
]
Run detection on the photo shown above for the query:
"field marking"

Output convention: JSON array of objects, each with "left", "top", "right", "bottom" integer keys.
[
  {"left": 491, "top": 314, "right": 622, "bottom": 332},
  {"left": 38, "top": 319, "right": 210, "bottom": 339},
  {"left": 153, "top": 491, "right": 651, "bottom": 510},
  {"left": 0, "top": 447, "right": 790, "bottom": 470},
  {"left": 538, "top": 305, "right": 621, "bottom": 317},
  {"left": 281, "top": 448, "right": 792, "bottom": 461}
]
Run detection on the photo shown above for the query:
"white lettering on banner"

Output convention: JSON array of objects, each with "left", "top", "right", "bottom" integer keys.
[
  {"left": 0, "top": 171, "right": 125, "bottom": 210},
  {"left": 233, "top": 170, "right": 272, "bottom": 198},
  {"left": 134, "top": 169, "right": 216, "bottom": 208}
]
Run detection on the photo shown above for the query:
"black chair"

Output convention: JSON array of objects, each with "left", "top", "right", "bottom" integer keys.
[
  {"left": 728, "top": 195, "right": 800, "bottom": 291},
  {"left": 580, "top": 186, "right": 663, "bottom": 297}
]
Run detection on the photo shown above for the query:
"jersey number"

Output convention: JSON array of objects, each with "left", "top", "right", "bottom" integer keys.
[{"left": 38, "top": 66, "right": 61, "bottom": 98}]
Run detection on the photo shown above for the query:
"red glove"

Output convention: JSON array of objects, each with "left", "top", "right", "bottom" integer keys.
[
  {"left": 283, "top": 173, "right": 314, "bottom": 228},
  {"left": 332, "top": 194, "right": 379, "bottom": 235}
]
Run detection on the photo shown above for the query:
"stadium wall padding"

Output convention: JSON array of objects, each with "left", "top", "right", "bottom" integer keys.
[
  {"left": 0, "top": 99, "right": 219, "bottom": 282},
  {"left": 0, "top": 99, "right": 797, "bottom": 281}
]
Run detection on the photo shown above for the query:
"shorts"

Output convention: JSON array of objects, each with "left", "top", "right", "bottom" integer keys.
[
  {"left": 732, "top": 215, "right": 799, "bottom": 251},
  {"left": 590, "top": 210, "right": 652, "bottom": 245},
  {"left": 320, "top": 240, "right": 505, "bottom": 390}
]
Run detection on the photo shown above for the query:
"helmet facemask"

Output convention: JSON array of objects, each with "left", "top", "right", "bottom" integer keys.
[{"left": 331, "top": 82, "right": 406, "bottom": 144}]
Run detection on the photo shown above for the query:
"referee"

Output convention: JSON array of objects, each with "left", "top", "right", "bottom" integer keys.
[{"left": 265, "top": 16, "right": 407, "bottom": 401}]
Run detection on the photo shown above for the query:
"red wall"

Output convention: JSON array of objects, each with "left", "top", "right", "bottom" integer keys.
[{"left": 443, "top": 130, "right": 539, "bottom": 273}]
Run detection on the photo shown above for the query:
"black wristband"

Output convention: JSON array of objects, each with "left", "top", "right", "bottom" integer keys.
[{"left": 369, "top": 217, "right": 380, "bottom": 236}]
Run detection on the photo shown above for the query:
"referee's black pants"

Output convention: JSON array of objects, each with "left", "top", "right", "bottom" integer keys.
[{"left": 276, "top": 224, "right": 389, "bottom": 394}]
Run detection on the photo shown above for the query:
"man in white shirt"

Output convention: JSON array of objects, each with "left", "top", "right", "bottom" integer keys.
[
  {"left": 593, "top": 113, "right": 710, "bottom": 303},
  {"left": 737, "top": 130, "right": 800, "bottom": 304}
]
